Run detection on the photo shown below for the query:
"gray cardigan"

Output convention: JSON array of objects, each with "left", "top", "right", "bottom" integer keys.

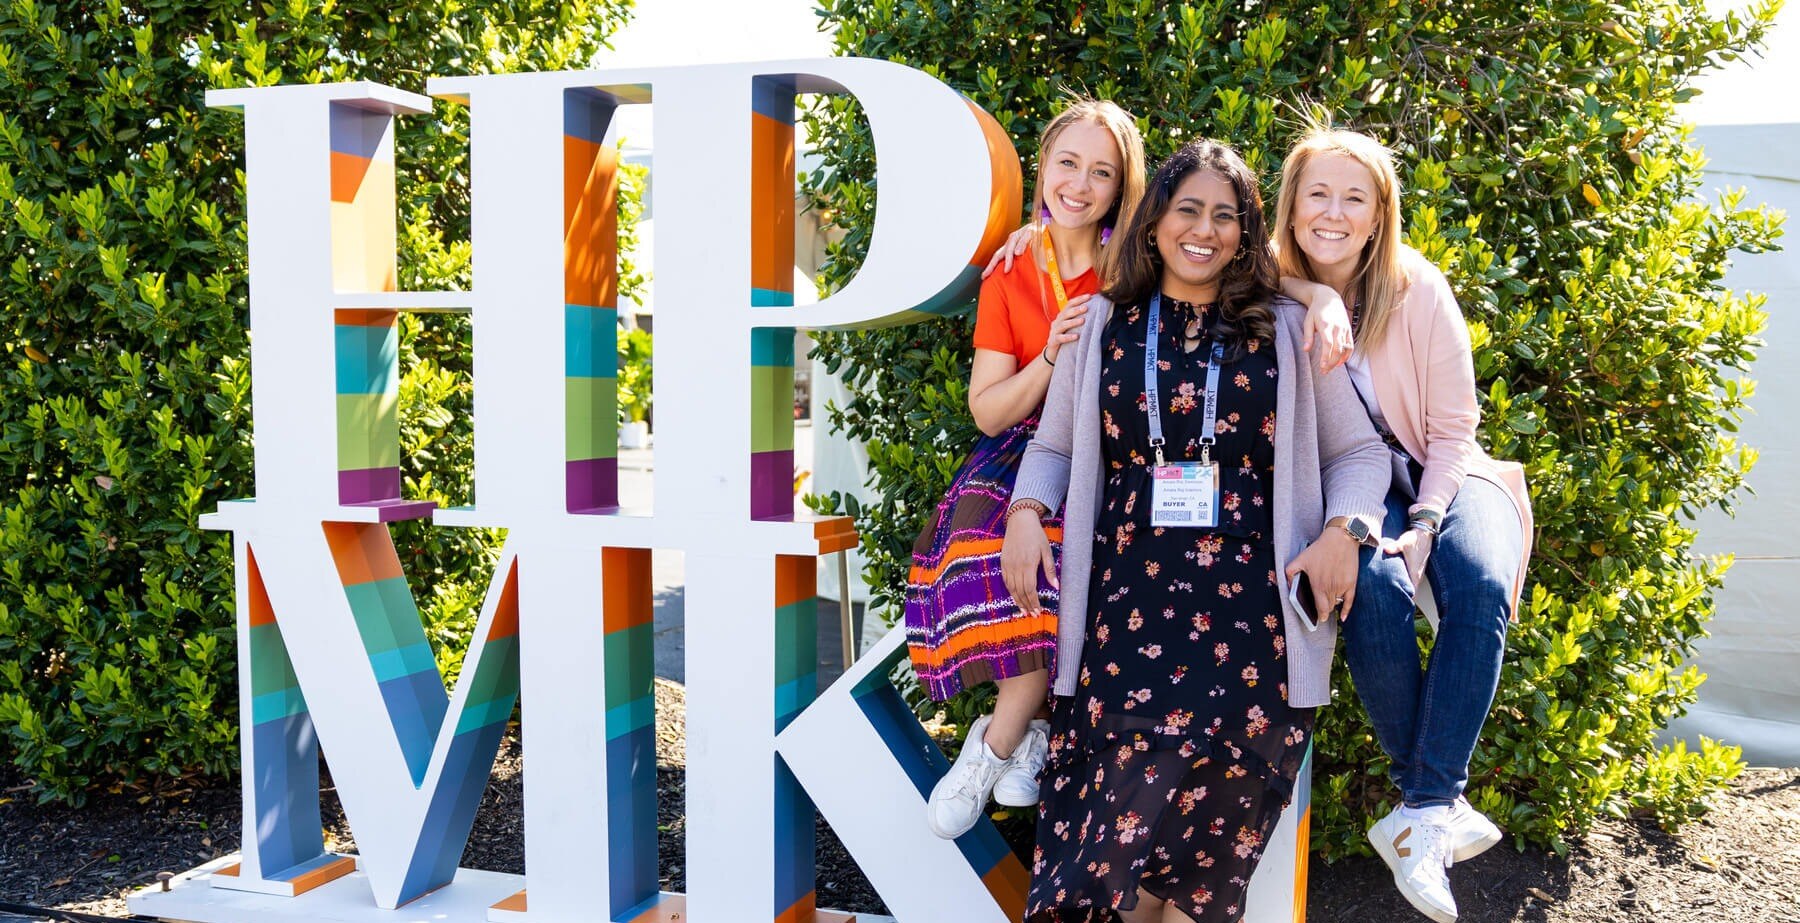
[{"left": 1013, "top": 295, "right": 1390, "bottom": 708}]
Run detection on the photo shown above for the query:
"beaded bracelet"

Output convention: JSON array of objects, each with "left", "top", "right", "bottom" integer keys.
[{"left": 1007, "top": 499, "right": 1049, "bottom": 522}]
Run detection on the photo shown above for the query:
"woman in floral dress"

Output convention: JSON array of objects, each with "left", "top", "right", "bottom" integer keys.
[{"left": 1002, "top": 140, "right": 1389, "bottom": 922}]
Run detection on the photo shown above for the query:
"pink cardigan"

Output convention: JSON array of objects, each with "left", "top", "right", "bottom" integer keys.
[{"left": 1367, "top": 248, "right": 1534, "bottom": 614}]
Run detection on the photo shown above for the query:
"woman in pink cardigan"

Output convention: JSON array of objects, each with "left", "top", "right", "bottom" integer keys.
[{"left": 1279, "top": 128, "right": 1534, "bottom": 923}]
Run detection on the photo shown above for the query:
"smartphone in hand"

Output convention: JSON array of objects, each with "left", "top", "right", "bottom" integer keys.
[{"left": 1288, "top": 571, "right": 1330, "bottom": 632}]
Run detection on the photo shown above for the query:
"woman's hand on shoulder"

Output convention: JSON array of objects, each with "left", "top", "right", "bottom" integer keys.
[
  {"left": 1278, "top": 276, "right": 1353, "bottom": 373},
  {"left": 1043, "top": 294, "right": 1092, "bottom": 364},
  {"left": 1302, "top": 290, "right": 1353, "bottom": 374},
  {"left": 981, "top": 222, "right": 1041, "bottom": 278}
]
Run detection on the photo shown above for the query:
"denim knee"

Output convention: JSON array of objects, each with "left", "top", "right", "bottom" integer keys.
[
  {"left": 1367, "top": 564, "right": 1415, "bottom": 608},
  {"left": 1427, "top": 553, "right": 1513, "bottom": 635}
]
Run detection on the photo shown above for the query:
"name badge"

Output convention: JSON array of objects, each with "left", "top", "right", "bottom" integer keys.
[{"left": 1151, "top": 462, "right": 1220, "bottom": 528}]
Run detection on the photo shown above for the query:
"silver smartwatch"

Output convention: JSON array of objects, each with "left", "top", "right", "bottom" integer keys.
[{"left": 1340, "top": 516, "right": 1379, "bottom": 548}]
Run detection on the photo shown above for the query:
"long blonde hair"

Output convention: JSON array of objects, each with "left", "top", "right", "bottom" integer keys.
[
  {"left": 1273, "top": 127, "right": 1408, "bottom": 352},
  {"left": 1028, "top": 97, "right": 1146, "bottom": 286}
]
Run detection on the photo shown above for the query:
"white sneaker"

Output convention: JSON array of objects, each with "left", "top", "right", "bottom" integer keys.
[
  {"left": 992, "top": 719, "right": 1049, "bottom": 807},
  {"left": 1445, "top": 795, "right": 1503, "bottom": 862},
  {"left": 1369, "top": 805, "right": 1458, "bottom": 923},
  {"left": 926, "top": 714, "right": 1011, "bottom": 838}
]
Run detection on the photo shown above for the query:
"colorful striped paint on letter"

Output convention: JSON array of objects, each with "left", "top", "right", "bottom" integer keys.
[{"left": 566, "top": 90, "right": 623, "bottom": 513}]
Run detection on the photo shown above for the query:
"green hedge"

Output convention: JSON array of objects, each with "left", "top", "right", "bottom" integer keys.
[
  {"left": 0, "top": 0, "right": 636, "bottom": 803},
  {"left": 805, "top": 0, "right": 1784, "bottom": 854}
]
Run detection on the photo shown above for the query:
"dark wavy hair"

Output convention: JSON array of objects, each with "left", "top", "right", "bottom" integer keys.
[{"left": 1103, "top": 139, "right": 1278, "bottom": 358}]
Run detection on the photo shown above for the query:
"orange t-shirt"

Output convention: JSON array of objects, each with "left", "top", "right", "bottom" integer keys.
[{"left": 971, "top": 256, "right": 1100, "bottom": 367}]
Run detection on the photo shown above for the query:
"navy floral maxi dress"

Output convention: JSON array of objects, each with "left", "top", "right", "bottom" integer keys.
[{"left": 1026, "top": 297, "right": 1315, "bottom": 923}]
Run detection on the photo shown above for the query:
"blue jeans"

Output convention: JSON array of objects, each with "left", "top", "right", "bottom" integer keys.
[{"left": 1342, "top": 477, "right": 1523, "bottom": 808}]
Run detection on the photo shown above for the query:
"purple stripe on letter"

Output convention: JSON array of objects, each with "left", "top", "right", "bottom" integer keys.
[
  {"left": 340, "top": 466, "right": 401, "bottom": 503},
  {"left": 750, "top": 449, "right": 795, "bottom": 520},
  {"left": 362, "top": 499, "right": 438, "bottom": 522},
  {"left": 567, "top": 457, "right": 620, "bottom": 513}
]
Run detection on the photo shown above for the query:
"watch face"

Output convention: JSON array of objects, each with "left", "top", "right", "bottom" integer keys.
[{"left": 1346, "top": 518, "right": 1371, "bottom": 543}]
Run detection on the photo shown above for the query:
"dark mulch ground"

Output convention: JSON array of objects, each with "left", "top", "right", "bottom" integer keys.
[{"left": 3, "top": 680, "right": 1796, "bottom": 922}]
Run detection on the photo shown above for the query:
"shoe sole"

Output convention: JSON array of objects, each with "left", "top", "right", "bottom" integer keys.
[
  {"left": 925, "top": 769, "right": 990, "bottom": 838},
  {"left": 924, "top": 796, "right": 980, "bottom": 839},
  {"left": 924, "top": 810, "right": 976, "bottom": 839},
  {"left": 992, "top": 782, "right": 1039, "bottom": 808},
  {"left": 1453, "top": 826, "right": 1503, "bottom": 864},
  {"left": 1368, "top": 825, "right": 1458, "bottom": 923}
]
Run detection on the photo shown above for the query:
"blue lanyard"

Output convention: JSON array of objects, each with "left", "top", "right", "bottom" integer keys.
[{"left": 1145, "top": 293, "right": 1224, "bottom": 467}]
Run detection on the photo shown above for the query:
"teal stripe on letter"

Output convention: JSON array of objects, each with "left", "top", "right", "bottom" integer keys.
[
  {"left": 369, "top": 642, "right": 438, "bottom": 683},
  {"left": 454, "top": 694, "right": 519, "bottom": 736},
  {"left": 750, "top": 327, "right": 796, "bottom": 367},
  {"left": 774, "top": 674, "right": 815, "bottom": 730},
  {"left": 605, "top": 695, "right": 655, "bottom": 740},
  {"left": 565, "top": 304, "right": 619, "bottom": 378},
  {"left": 335, "top": 323, "right": 398, "bottom": 395},
  {"left": 751, "top": 288, "right": 796, "bottom": 308},
  {"left": 252, "top": 687, "right": 309, "bottom": 726}
]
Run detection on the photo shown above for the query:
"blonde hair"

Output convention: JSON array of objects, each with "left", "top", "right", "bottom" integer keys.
[
  {"left": 1273, "top": 126, "right": 1408, "bottom": 352},
  {"left": 1028, "top": 97, "right": 1146, "bottom": 286}
]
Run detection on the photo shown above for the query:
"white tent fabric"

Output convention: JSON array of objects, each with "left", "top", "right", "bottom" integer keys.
[
  {"left": 1664, "top": 2, "right": 1800, "bottom": 766},
  {"left": 1670, "top": 121, "right": 1800, "bottom": 767}
]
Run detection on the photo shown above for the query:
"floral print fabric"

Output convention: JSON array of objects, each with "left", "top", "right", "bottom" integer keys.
[{"left": 1026, "top": 297, "right": 1315, "bottom": 923}]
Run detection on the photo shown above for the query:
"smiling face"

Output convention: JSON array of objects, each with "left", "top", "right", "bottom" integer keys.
[
  {"left": 1153, "top": 169, "right": 1243, "bottom": 304},
  {"left": 1040, "top": 119, "right": 1123, "bottom": 231},
  {"left": 1290, "top": 152, "right": 1379, "bottom": 276}
]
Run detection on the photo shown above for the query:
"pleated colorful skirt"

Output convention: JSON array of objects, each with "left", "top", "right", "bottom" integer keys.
[{"left": 905, "top": 418, "right": 1061, "bottom": 702}]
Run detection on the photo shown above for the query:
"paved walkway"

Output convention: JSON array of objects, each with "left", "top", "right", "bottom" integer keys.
[{"left": 619, "top": 423, "right": 863, "bottom": 689}]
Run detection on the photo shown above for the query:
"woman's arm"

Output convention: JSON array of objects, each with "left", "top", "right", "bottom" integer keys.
[
  {"left": 1283, "top": 307, "right": 1391, "bottom": 618},
  {"left": 1001, "top": 296, "right": 1105, "bottom": 612},
  {"left": 968, "top": 296, "right": 1091, "bottom": 436},
  {"left": 1313, "top": 348, "right": 1391, "bottom": 529},
  {"left": 1279, "top": 276, "right": 1354, "bottom": 373},
  {"left": 1012, "top": 296, "right": 1106, "bottom": 511}
]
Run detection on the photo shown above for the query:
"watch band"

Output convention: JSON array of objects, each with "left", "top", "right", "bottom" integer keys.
[
  {"left": 1407, "top": 516, "right": 1441, "bottom": 537},
  {"left": 1407, "top": 505, "right": 1445, "bottom": 530}
]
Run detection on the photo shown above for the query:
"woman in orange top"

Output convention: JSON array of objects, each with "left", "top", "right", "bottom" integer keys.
[{"left": 907, "top": 98, "right": 1147, "bottom": 839}]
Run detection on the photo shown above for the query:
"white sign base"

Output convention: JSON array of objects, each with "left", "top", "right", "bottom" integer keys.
[{"left": 129, "top": 861, "right": 895, "bottom": 923}]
